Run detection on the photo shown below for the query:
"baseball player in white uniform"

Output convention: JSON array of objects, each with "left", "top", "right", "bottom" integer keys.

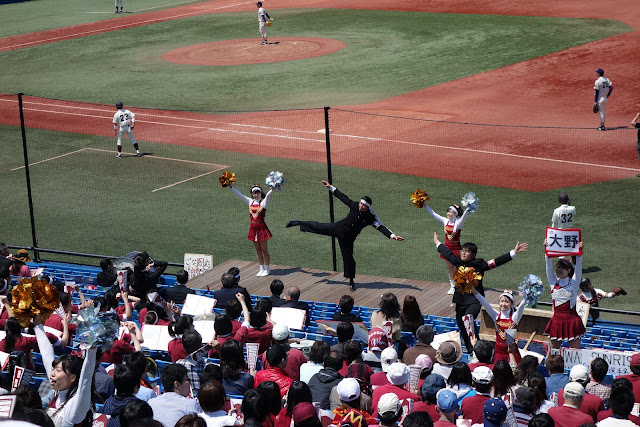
[
  {"left": 115, "top": 0, "right": 123, "bottom": 13},
  {"left": 257, "top": 2, "right": 273, "bottom": 45},
  {"left": 112, "top": 101, "right": 141, "bottom": 158},
  {"left": 594, "top": 68, "right": 613, "bottom": 131},
  {"left": 551, "top": 192, "right": 575, "bottom": 229}
]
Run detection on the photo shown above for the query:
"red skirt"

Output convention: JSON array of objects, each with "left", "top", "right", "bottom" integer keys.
[
  {"left": 441, "top": 239, "right": 461, "bottom": 260},
  {"left": 544, "top": 302, "right": 586, "bottom": 341},
  {"left": 494, "top": 340, "right": 522, "bottom": 364},
  {"left": 249, "top": 221, "right": 272, "bottom": 242}
]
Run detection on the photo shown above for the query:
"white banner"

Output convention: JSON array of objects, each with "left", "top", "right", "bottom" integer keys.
[
  {"left": 562, "top": 347, "right": 634, "bottom": 377},
  {"left": 184, "top": 253, "right": 214, "bottom": 279},
  {"left": 545, "top": 227, "right": 582, "bottom": 257}
]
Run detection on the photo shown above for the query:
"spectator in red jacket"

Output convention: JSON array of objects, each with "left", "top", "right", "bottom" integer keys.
[
  {"left": 254, "top": 344, "right": 293, "bottom": 398},
  {"left": 618, "top": 352, "right": 640, "bottom": 403},
  {"left": 260, "top": 324, "right": 307, "bottom": 382}
]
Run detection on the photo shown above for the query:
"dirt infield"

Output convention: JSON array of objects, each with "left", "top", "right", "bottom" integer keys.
[
  {"left": 1, "top": 0, "right": 639, "bottom": 191},
  {"left": 162, "top": 37, "right": 346, "bottom": 66}
]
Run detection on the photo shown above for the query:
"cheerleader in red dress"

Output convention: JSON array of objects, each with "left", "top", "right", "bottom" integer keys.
[
  {"left": 231, "top": 183, "right": 274, "bottom": 276},
  {"left": 471, "top": 287, "right": 525, "bottom": 363},
  {"left": 543, "top": 241, "right": 585, "bottom": 355},
  {"left": 425, "top": 203, "right": 469, "bottom": 294}
]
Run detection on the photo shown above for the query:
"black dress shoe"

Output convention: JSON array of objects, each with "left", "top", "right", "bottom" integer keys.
[
  {"left": 350, "top": 282, "right": 356, "bottom": 292},
  {"left": 286, "top": 220, "right": 300, "bottom": 228}
]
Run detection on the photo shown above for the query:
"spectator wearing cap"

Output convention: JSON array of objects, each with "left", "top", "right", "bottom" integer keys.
[
  {"left": 268, "top": 279, "right": 287, "bottom": 308},
  {"left": 10, "top": 249, "right": 32, "bottom": 277},
  {"left": 433, "top": 389, "right": 459, "bottom": 426},
  {"left": 331, "top": 322, "right": 354, "bottom": 361},
  {"left": 300, "top": 341, "right": 330, "bottom": 384},
  {"left": 586, "top": 357, "right": 611, "bottom": 408},
  {"left": 473, "top": 398, "right": 508, "bottom": 427},
  {"left": 431, "top": 340, "right": 463, "bottom": 381},
  {"left": 461, "top": 366, "right": 494, "bottom": 425},
  {"left": 371, "top": 347, "right": 397, "bottom": 390},
  {"left": 557, "top": 364, "right": 604, "bottom": 422},
  {"left": 254, "top": 344, "right": 294, "bottom": 397},
  {"left": 281, "top": 286, "right": 311, "bottom": 327},
  {"left": 548, "top": 382, "right": 593, "bottom": 427},
  {"left": 617, "top": 352, "right": 640, "bottom": 403},
  {"left": 512, "top": 386, "right": 536, "bottom": 426},
  {"left": 377, "top": 393, "right": 403, "bottom": 427},
  {"left": 260, "top": 324, "right": 307, "bottom": 381},
  {"left": 544, "top": 354, "right": 570, "bottom": 399},
  {"left": 445, "top": 362, "right": 476, "bottom": 407},
  {"left": 333, "top": 295, "right": 363, "bottom": 323},
  {"left": 309, "top": 353, "right": 343, "bottom": 410},
  {"left": 371, "top": 362, "right": 418, "bottom": 417},
  {"left": 362, "top": 326, "right": 390, "bottom": 372},
  {"left": 292, "top": 402, "right": 321, "bottom": 427},
  {"left": 414, "top": 354, "right": 434, "bottom": 391},
  {"left": 596, "top": 378, "right": 640, "bottom": 424},
  {"left": 467, "top": 340, "right": 495, "bottom": 372},
  {"left": 403, "top": 325, "right": 437, "bottom": 366},
  {"left": 597, "top": 386, "right": 636, "bottom": 426},
  {"left": 331, "top": 378, "right": 376, "bottom": 426},
  {"left": 414, "top": 373, "right": 445, "bottom": 422}
]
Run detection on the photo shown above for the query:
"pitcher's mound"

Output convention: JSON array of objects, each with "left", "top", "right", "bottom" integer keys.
[{"left": 162, "top": 37, "right": 347, "bottom": 66}]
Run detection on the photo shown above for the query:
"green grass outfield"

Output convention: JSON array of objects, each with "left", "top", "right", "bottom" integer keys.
[
  {"left": 0, "top": 9, "right": 631, "bottom": 110},
  {"left": 2, "top": 125, "right": 639, "bottom": 309}
]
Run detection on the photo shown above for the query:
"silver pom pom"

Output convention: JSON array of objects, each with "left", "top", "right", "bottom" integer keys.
[
  {"left": 461, "top": 192, "right": 479, "bottom": 213},
  {"left": 265, "top": 171, "right": 285, "bottom": 190},
  {"left": 518, "top": 274, "right": 544, "bottom": 306}
]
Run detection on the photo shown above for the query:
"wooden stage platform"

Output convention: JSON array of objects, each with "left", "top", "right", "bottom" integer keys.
[{"left": 186, "top": 259, "right": 511, "bottom": 318}]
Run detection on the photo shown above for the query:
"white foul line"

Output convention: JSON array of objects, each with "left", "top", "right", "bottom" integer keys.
[
  {"left": 5, "top": 101, "right": 638, "bottom": 173},
  {"left": 86, "top": 148, "right": 228, "bottom": 167},
  {"left": 10, "top": 148, "right": 87, "bottom": 171},
  {"left": 152, "top": 167, "right": 225, "bottom": 192},
  {"left": 0, "top": 1, "right": 252, "bottom": 52}
]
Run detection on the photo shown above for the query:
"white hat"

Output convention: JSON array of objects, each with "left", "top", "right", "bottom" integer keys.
[
  {"left": 386, "top": 362, "right": 410, "bottom": 386},
  {"left": 272, "top": 324, "right": 290, "bottom": 341},
  {"left": 472, "top": 366, "right": 494, "bottom": 384},
  {"left": 377, "top": 393, "right": 401, "bottom": 416},
  {"left": 564, "top": 381, "right": 585, "bottom": 399},
  {"left": 569, "top": 364, "right": 589, "bottom": 382},
  {"left": 337, "top": 378, "right": 361, "bottom": 402},
  {"left": 380, "top": 347, "right": 398, "bottom": 373}
]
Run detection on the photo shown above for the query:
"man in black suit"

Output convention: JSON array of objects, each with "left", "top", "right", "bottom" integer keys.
[
  {"left": 287, "top": 181, "right": 404, "bottom": 291},
  {"left": 434, "top": 232, "right": 529, "bottom": 354},
  {"left": 281, "top": 286, "right": 311, "bottom": 327},
  {"left": 213, "top": 272, "right": 253, "bottom": 310},
  {"left": 268, "top": 279, "right": 287, "bottom": 307},
  {"left": 159, "top": 269, "right": 196, "bottom": 305}
]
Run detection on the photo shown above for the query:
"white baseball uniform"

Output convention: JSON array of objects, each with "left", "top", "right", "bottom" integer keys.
[
  {"left": 551, "top": 204, "right": 576, "bottom": 229},
  {"left": 113, "top": 108, "right": 136, "bottom": 145},
  {"left": 594, "top": 76, "right": 612, "bottom": 124},
  {"left": 258, "top": 7, "right": 270, "bottom": 40},
  {"left": 115, "top": 0, "right": 123, "bottom": 10}
]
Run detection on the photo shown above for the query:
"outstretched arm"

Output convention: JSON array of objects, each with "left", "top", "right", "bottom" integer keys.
[
  {"left": 470, "top": 287, "right": 498, "bottom": 319},
  {"left": 453, "top": 208, "right": 470, "bottom": 232},
  {"left": 261, "top": 188, "right": 274, "bottom": 209},
  {"left": 230, "top": 185, "right": 252, "bottom": 206},
  {"left": 424, "top": 205, "right": 447, "bottom": 226},
  {"left": 632, "top": 113, "right": 640, "bottom": 125}
]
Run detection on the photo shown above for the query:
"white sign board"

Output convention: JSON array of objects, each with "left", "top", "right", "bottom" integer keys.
[
  {"left": 141, "top": 324, "right": 173, "bottom": 351},
  {"left": 271, "top": 307, "right": 306, "bottom": 331},
  {"left": 545, "top": 227, "right": 582, "bottom": 257},
  {"left": 184, "top": 253, "right": 214, "bottom": 279},
  {"left": 431, "top": 331, "right": 461, "bottom": 350},
  {"left": 182, "top": 293, "right": 217, "bottom": 316},
  {"left": 193, "top": 320, "right": 216, "bottom": 343},
  {"left": 562, "top": 347, "right": 634, "bottom": 377}
]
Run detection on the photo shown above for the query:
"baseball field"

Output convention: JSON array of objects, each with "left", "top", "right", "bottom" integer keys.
[{"left": 1, "top": 0, "right": 639, "bottom": 309}]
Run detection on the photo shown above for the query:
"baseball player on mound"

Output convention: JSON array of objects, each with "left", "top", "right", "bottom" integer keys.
[
  {"left": 593, "top": 68, "right": 613, "bottom": 131},
  {"left": 257, "top": 2, "right": 273, "bottom": 45},
  {"left": 112, "top": 101, "right": 141, "bottom": 158}
]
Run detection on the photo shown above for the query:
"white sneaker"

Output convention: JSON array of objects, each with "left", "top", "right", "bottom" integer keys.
[
  {"left": 263, "top": 266, "right": 270, "bottom": 276},
  {"left": 447, "top": 286, "right": 455, "bottom": 295},
  {"left": 257, "top": 266, "right": 267, "bottom": 276},
  {"left": 116, "top": 153, "right": 122, "bottom": 158}
]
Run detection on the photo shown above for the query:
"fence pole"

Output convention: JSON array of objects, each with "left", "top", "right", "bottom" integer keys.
[
  {"left": 324, "top": 106, "right": 337, "bottom": 272},
  {"left": 18, "top": 93, "right": 39, "bottom": 260}
]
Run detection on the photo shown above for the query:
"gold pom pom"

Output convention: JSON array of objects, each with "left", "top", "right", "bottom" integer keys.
[
  {"left": 219, "top": 171, "right": 236, "bottom": 188},
  {"left": 11, "top": 277, "right": 60, "bottom": 327},
  {"left": 453, "top": 266, "right": 483, "bottom": 294},
  {"left": 410, "top": 188, "right": 430, "bottom": 208}
]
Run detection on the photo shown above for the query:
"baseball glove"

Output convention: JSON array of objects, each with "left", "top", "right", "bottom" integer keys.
[
  {"left": 593, "top": 103, "right": 599, "bottom": 114},
  {"left": 266, "top": 21, "right": 272, "bottom": 27}
]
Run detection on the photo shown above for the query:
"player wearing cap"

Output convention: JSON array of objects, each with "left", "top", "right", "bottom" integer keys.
[
  {"left": 256, "top": 2, "right": 273, "bottom": 45},
  {"left": 594, "top": 68, "right": 613, "bottom": 131},
  {"left": 578, "top": 277, "right": 626, "bottom": 325},
  {"left": 631, "top": 113, "right": 640, "bottom": 177},
  {"left": 112, "top": 101, "right": 141, "bottom": 158},
  {"left": 286, "top": 180, "right": 404, "bottom": 291}
]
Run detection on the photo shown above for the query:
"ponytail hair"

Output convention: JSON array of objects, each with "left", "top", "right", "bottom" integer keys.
[
  {"left": 4, "top": 317, "right": 23, "bottom": 354},
  {"left": 168, "top": 316, "right": 193, "bottom": 337}
]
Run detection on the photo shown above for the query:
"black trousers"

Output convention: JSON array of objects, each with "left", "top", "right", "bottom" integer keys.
[
  {"left": 299, "top": 221, "right": 356, "bottom": 278},
  {"left": 456, "top": 302, "right": 481, "bottom": 354}
]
